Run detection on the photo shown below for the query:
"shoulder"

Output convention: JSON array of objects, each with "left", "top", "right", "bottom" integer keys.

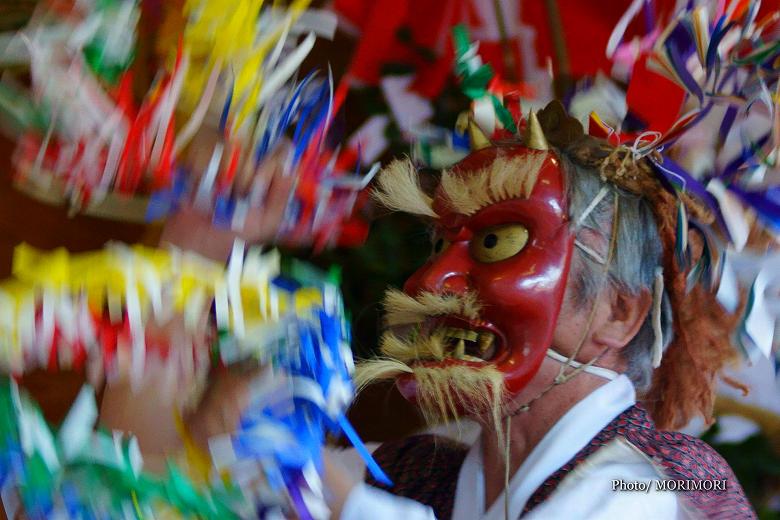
[
  {"left": 625, "top": 427, "right": 736, "bottom": 480},
  {"left": 527, "top": 405, "right": 756, "bottom": 519},
  {"left": 526, "top": 438, "right": 678, "bottom": 520},
  {"left": 623, "top": 428, "right": 756, "bottom": 518},
  {"left": 603, "top": 404, "right": 737, "bottom": 481}
]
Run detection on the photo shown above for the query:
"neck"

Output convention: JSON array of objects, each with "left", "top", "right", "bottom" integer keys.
[{"left": 480, "top": 371, "right": 606, "bottom": 511}]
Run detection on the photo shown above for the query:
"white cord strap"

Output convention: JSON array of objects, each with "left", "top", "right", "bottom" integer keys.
[
  {"left": 545, "top": 349, "right": 619, "bottom": 381},
  {"left": 574, "top": 239, "right": 607, "bottom": 265},
  {"left": 574, "top": 186, "right": 610, "bottom": 230},
  {"left": 573, "top": 185, "right": 611, "bottom": 264},
  {"left": 651, "top": 267, "right": 665, "bottom": 368}
]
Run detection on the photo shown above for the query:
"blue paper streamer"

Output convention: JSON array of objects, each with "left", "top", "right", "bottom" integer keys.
[
  {"left": 337, "top": 414, "right": 392, "bottom": 486},
  {"left": 220, "top": 81, "right": 234, "bottom": 133}
]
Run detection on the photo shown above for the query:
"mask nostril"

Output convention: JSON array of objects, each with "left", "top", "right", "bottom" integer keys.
[
  {"left": 441, "top": 273, "right": 470, "bottom": 293},
  {"left": 405, "top": 241, "right": 472, "bottom": 294}
]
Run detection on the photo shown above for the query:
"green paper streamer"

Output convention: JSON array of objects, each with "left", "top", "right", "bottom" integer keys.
[
  {"left": 0, "top": 377, "right": 245, "bottom": 518},
  {"left": 491, "top": 95, "right": 518, "bottom": 134}
]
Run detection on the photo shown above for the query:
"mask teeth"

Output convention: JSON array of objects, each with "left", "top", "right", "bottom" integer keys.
[
  {"left": 454, "top": 338, "right": 465, "bottom": 358},
  {"left": 437, "top": 326, "right": 497, "bottom": 362}
]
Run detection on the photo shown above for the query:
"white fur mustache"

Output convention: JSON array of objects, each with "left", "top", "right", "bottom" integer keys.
[
  {"left": 382, "top": 288, "right": 482, "bottom": 327},
  {"left": 354, "top": 288, "right": 506, "bottom": 436},
  {"left": 353, "top": 360, "right": 504, "bottom": 424}
]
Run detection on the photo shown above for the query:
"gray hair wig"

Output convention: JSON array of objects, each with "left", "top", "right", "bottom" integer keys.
[{"left": 561, "top": 155, "right": 673, "bottom": 392}]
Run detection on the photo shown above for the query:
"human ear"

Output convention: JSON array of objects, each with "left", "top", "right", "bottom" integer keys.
[{"left": 592, "top": 288, "right": 653, "bottom": 350}]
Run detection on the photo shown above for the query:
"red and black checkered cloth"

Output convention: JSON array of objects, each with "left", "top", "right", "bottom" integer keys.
[{"left": 366, "top": 404, "right": 756, "bottom": 519}]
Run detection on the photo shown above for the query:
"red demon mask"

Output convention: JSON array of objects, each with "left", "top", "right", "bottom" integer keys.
[{"left": 398, "top": 145, "right": 574, "bottom": 400}]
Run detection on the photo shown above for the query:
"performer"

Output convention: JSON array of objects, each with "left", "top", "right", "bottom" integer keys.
[{"left": 324, "top": 103, "right": 757, "bottom": 519}]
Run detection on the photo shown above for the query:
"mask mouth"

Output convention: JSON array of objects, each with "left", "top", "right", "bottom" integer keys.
[
  {"left": 417, "top": 316, "right": 505, "bottom": 364},
  {"left": 438, "top": 323, "right": 498, "bottom": 362}
]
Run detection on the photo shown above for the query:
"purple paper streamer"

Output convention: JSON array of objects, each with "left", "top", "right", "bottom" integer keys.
[
  {"left": 651, "top": 155, "right": 716, "bottom": 206},
  {"left": 718, "top": 104, "right": 738, "bottom": 147},
  {"left": 720, "top": 132, "right": 771, "bottom": 181},
  {"left": 642, "top": 0, "right": 656, "bottom": 34},
  {"left": 650, "top": 155, "right": 733, "bottom": 242},
  {"left": 728, "top": 185, "right": 780, "bottom": 230},
  {"left": 665, "top": 25, "right": 704, "bottom": 103},
  {"left": 706, "top": 17, "right": 732, "bottom": 75},
  {"left": 667, "top": 18, "right": 696, "bottom": 55},
  {"left": 286, "top": 480, "right": 314, "bottom": 520}
]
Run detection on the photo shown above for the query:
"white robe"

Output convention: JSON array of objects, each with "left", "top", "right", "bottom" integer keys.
[{"left": 340, "top": 375, "right": 685, "bottom": 520}]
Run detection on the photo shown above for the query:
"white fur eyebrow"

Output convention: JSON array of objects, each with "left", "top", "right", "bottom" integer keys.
[
  {"left": 371, "top": 158, "right": 438, "bottom": 218},
  {"left": 372, "top": 152, "right": 549, "bottom": 219},
  {"left": 438, "top": 153, "right": 547, "bottom": 216}
]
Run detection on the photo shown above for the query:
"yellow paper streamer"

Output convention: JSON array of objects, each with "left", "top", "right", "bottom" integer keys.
[
  {"left": 173, "top": 409, "right": 212, "bottom": 484},
  {"left": 179, "top": 0, "right": 313, "bottom": 133},
  {"left": 0, "top": 242, "right": 329, "bottom": 374}
]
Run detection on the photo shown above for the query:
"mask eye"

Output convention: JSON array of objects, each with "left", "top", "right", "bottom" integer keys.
[
  {"left": 432, "top": 236, "right": 451, "bottom": 255},
  {"left": 470, "top": 224, "right": 529, "bottom": 263}
]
